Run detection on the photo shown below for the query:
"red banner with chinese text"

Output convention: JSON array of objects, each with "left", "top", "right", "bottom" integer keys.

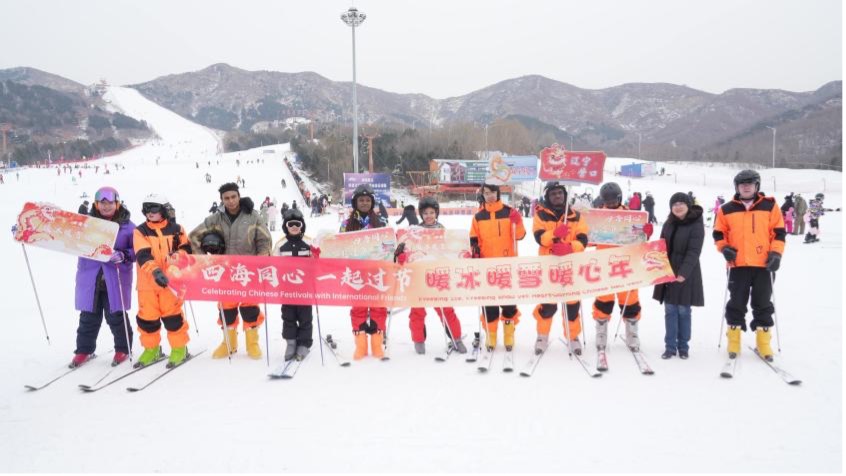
[
  {"left": 538, "top": 145, "right": 606, "bottom": 184},
  {"left": 14, "top": 202, "right": 118, "bottom": 262},
  {"left": 168, "top": 241, "right": 674, "bottom": 308}
]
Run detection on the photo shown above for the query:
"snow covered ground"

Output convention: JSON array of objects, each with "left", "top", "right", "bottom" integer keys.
[{"left": 0, "top": 87, "right": 841, "bottom": 473}]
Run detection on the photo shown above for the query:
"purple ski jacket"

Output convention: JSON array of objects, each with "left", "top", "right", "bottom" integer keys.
[{"left": 75, "top": 205, "right": 136, "bottom": 313}]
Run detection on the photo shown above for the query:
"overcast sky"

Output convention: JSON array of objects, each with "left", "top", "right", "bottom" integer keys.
[{"left": 1, "top": 0, "right": 841, "bottom": 98}]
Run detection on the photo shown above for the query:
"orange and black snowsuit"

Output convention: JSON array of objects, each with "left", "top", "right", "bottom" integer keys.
[
  {"left": 469, "top": 200, "right": 526, "bottom": 324},
  {"left": 592, "top": 204, "right": 641, "bottom": 321},
  {"left": 340, "top": 210, "right": 388, "bottom": 333},
  {"left": 532, "top": 201, "right": 589, "bottom": 338},
  {"left": 713, "top": 192, "right": 786, "bottom": 330},
  {"left": 133, "top": 219, "right": 192, "bottom": 350}
]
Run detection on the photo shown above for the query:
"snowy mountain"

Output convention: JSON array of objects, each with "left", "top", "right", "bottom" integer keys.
[
  {"left": 131, "top": 63, "right": 841, "bottom": 165},
  {"left": 0, "top": 87, "right": 840, "bottom": 472}
]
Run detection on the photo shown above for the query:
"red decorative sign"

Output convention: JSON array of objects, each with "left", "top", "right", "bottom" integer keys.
[{"left": 538, "top": 145, "right": 606, "bottom": 184}]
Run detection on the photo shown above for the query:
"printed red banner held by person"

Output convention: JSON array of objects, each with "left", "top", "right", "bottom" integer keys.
[{"left": 539, "top": 144, "right": 606, "bottom": 184}]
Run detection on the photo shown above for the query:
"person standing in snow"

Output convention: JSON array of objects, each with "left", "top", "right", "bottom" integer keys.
[
  {"left": 273, "top": 209, "right": 317, "bottom": 361},
  {"left": 133, "top": 193, "right": 193, "bottom": 368},
  {"left": 531, "top": 181, "right": 589, "bottom": 355},
  {"left": 804, "top": 193, "right": 825, "bottom": 243},
  {"left": 267, "top": 201, "right": 278, "bottom": 231},
  {"left": 71, "top": 187, "right": 135, "bottom": 368},
  {"left": 395, "top": 204, "right": 419, "bottom": 226},
  {"left": 78, "top": 200, "right": 90, "bottom": 215},
  {"left": 713, "top": 169, "right": 785, "bottom": 361},
  {"left": 189, "top": 182, "right": 272, "bottom": 360},
  {"left": 340, "top": 184, "right": 389, "bottom": 360},
  {"left": 470, "top": 183, "right": 526, "bottom": 352},
  {"left": 642, "top": 192, "right": 657, "bottom": 224},
  {"left": 396, "top": 197, "right": 466, "bottom": 355},
  {"left": 793, "top": 193, "right": 807, "bottom": 236},
  {"left": 652, "top": 192, "right": 704, "bottom": 360},
  {"left": 592, "top": 182, "right": 653, "bottom": 353}
]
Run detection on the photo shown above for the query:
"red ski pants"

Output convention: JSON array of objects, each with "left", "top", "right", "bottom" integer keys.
[{"left": 408, "top": 307, "right": 461, "bottom": 343}]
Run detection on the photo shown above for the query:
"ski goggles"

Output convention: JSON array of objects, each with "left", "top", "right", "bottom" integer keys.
[
  {"left": 142, "top": 203, "right": 165, "bottom": 215},
  {"left": 285, "top": 220, "right": 303, "bottom": 229},
  {"left": 95, "top": 186, "right": 120, "bottom": 203}
]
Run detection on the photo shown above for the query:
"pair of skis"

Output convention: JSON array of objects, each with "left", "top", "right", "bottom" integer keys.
[
  {"left": 720, "top": 347, "right": 802, "bottom": 385},
  {"left": 518, "top": 339, "right": 602, "bottom": 378},
  {"left": 268, "top": 334, "right": 351, "bottom": 380}
]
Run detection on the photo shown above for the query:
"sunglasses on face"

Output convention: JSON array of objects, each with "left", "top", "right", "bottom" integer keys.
[
  {"left": 142, "top": 204, "right": 164, "bottom": 215},
  {"left": 286, "top": 221, "right": 303, "bottom": 228},
  {"left": 95, "top": 187, "right": 119, "bottom": 202}
]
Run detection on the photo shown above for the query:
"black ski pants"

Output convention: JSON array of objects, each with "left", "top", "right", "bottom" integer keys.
[
  {"left": 482, "top": 305, "right": 519, "bottom": 322},
  {"left": 76, "top": 287, "right": 133, "bottom": 354},
  {"left": 725, "top": 266, "right": 775, "bottom": 331},
  {"left": 282, "top": 305, "right": 313, "bottom": 348}
]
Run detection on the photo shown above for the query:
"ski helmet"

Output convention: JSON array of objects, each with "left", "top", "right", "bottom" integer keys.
[
  {"left": 733, "top": 169, "right": 761, "bottom": 193},
  {"left": 815, "top": 193, "right": 825, "bottom": 201},
  {"left": 283, "top": 208, "right": 306, "bottom": 235},
  {"left": 351, "top": 184, "right": 376, "bottom": 212},
  {"left": 599, "top": 182, "right": 623, "bottom": 207},
  {"left": 200, "top": 230, "right": 226, "bottom": 255},
  {"left": 94, "top": 186, "right": 120, "bottom": 203},
  {"left": 543, "top": 181, "right": 568, "bottom": 204},
  {"left": 141, "top": 193, "right": 169, "bottom": 215},
  {"left": 418, "top": 196, "right": 440, "bottom": 219}
]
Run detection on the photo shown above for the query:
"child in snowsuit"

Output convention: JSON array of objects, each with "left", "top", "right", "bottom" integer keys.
[
  {"left": 273, "top": 209, "right": 316, "bottom": 361},
  {"left": 133, "top": 194, "right": 193, "bottom": 368},
  {"left": 340, "top": 184, "right": 389, "bottom": 360},
  {"left": 398, "top": 197, "right": 467, "bottom": 355}
]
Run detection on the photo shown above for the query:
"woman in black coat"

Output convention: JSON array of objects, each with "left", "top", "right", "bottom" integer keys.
[{"left": 652, "top": 192, "right": 704, "bottom": 359}]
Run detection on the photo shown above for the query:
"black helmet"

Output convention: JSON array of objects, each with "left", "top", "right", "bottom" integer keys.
[
  {"left": 283, "top": 208, "right": 306, "bottom": 235},
  {"left": 543, "top": 181, "right": 568, "bottom": 203},
  {"left": 815, "top": 193, "right": 824, "bottom": 201},
  {"left": 733, "top": 169, "right": 761, "bottom": 192},
  {"left": 200, "top": 230, "right": 226, "bottom": 255},
  {"left": 599, "top": 182, "right": 622, "bottom": 206},
  {"left": 418, "top": 196, "right": 440, "bottom": 219},
  {"left": 351, "top": 184, "right": 376, "bottom": 212}
]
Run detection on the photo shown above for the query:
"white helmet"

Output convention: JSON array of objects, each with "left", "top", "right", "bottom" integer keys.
[
  {"left": 142, "top": 193, "right": 169, "bottom": 215},
  {"left": 143, "top": 193, "right": 169, "bottom": 207}
]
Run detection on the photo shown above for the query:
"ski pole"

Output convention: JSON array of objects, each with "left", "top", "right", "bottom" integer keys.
[
  {"left": 115, "top": 265, "right": 133, "bottom": 364},
  {"left": 579, "top": 299, "right": 588, "bottom": 347},
  {"left": 436, "top": 307, "right": 459, "bottom": 350},
  {"left": 187, "top": 301, "right": 199, "bottom": 335},
  {"left": 263, "top": 300, "right": 271, "bottom": 367},
  {"left": 769, "top": 271, "right": 782, "bottom": 353},
  {"left": 314, "top": 305, "right": 325, "bottom": 366},
  {"left": 562, "top": 303, "right": 572, "bottom": 358},
  {"left": 218, "top": 304, "right": 233, "bottom": 363},
  {"left": 21, "top": 244, "right": 50, "bottom": 344},
  {"left": 613, "top": 289, "right": 633, "bottom": 346},
  {"left": 717, "top": 267, "right": 730, "bottom": 349}
]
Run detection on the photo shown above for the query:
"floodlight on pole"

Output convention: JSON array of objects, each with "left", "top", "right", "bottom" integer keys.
[
  {"left": 341, "top": 6, "right": 366, "bottom": 173},
  {"left": 765, "top": 126, "right": 776, "bottom": 168}
]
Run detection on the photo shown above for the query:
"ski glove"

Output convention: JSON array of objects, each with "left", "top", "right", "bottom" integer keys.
[
  {"left": 310, "top": 246, "right": 321, "bottom": 259},
  {"left": 471, "top": 244, "right": 481, "bottom": 259},
  {"left": 358, "top": 320, "right": 378, "bottom": 335},
  {"left": 553, "top": 224, "right": 570, "bottom": 239},
  {"left": 643, "top": 223, "right": 654, "bottom": 240},
  {"left": 393, "top": 243, "right": 407, "bottom": 264},
  {"left": 551, "top": 242, "right": 573, "bottom": 256},
  {"left": 765, "top": 251, "right": 781, "bottom": 272},
  {"left": 152, "top": 268, "right": 169, "bottom": 288},
  {"left": 109, "top": 250, "right": 126, "bottom": 264},
  {"left": 721, "top": 246, "right": 738, "bottom": 262}
]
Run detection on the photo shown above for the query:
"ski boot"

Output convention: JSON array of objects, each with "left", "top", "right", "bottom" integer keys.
[
  {"left": 69, "top": 353, "right": 94, "bottom": 369},
  {"left": 112, "top": 351, "right": 130, "bottom": 367},
  {"left": 295, "top": 345, "right": 310, "bottom": 361},
  {"left": 755, "top": 327, "right": 774, "bottom": 362},
  {"left": 212, "top": 328, "right": 238, "bottom": 359},
  {"left": 595, "top": 319, "right": 609, "bottom": 350},
  {"left": 135, "top": 346, "right": 163, "bottom": 368},
  {"left": 624, "top": 318, "right": 640, "bottom": 351},
  {"left": 284, "top": 339, "right": 297, "bottom": 361},
  {"left": 727, "top": 326, "right": 742, "bottom": 358},
  {"left": 167, "top": 346, "right": 188, "bottom": 368},
  {"left": 534, "top": 334, "right": 549, "bottom": 355},
  {"left": 503, "top": 319, "right": 515, "bottom": 351},
  {"left": 414, "top": 342, "right": 426, "bottom": 355},
  {"left": 245, "top": 327, "right": 262, "bottom": 360},
  {"left": 568, "top": 338, "right": 583, "bottom": 356}
]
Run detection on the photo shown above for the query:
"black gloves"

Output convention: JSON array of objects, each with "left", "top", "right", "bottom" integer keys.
[
  {"left": 766, "top": 252, "right": 781, "bottom": 272},
  {"left": 152, "top": 268, "right": 169, "bottom": 288},
  {"left": 471, "top": 244, "right": 481, "bottom": 259},
  {"left": 393, "top": 243, "right": 406, "bottom": 263},
  {"left": 358, "top": 320, "right": 378, "bottom": 335},
  {"left": 721, "top": 246, "right": 738, "bottom": 262}
]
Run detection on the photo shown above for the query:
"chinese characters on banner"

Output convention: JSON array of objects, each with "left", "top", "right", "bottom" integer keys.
[
  {"left": 583, "top": 208, "right": 649, "bottom": 246},
  {"left": 538, "top": 145, "right": 606, "bottom": 185},
  {"left": 396, "top": 227, "right": 471, "bottom": 262},
  {"left": 315, "top": 227, "right": 397, "bottom": 261},
  {"left": 168, "top": 241, "right": 675, "bottom": 309},
  {"left": 14, "top": 202, "right": 118, "bottom": 262}
]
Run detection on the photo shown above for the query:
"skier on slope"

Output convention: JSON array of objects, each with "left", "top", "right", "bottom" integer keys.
[
  {"left": 340, "top": 184, "right": 389, "bottom": 360},
  {"left": 273, "top": 208, "right": 318, "bottom": 361},
  {"left": 396, "top": 197, "right": 467, "bottom": 355},
  {"left": 470, "top": 182, "right": 526, "bottom": 352},
  {"left": 189, "top": 182, "right": 272, "bottom": 360},
  {"left": 133, "top": 193, "right": 193, "bottom": 368},
  {"left": 70, "top": 186, "right": 136, "bottom": 368},
  {"left": 713, "top": 169, "right": 785, "bottom": 361},
  {"left": 531, "top": 181, "right": 589, "bottom": 355},
  {"left": 803, "top": 193, "right": 825, "bottom": 243},
  {"left": 592, "top": 182, "right": 653, "bottom": 353}
]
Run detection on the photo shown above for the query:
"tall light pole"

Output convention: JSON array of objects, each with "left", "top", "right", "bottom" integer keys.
[
  {"left": 765, "top": 126, "right": 776, "bottom": 168},
  {"left": 637, "top": 133, "right": 642, "bottom": 160},
  {"left": 341, "top": 6, "right": 366, "bottom": 173}
]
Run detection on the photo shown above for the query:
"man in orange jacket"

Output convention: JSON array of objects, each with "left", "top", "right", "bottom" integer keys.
[
  {"left": 532, "top": 181, "right": 589, "bottom": 355},
  {"left": 470, "top": 183, "right": 526, "bottom": 351},
  {"left": 713, "top": 169, "right": 785, "bottom": 361},
  {"left": 133, "top": 194, "right": 193, "bottom": 368}
]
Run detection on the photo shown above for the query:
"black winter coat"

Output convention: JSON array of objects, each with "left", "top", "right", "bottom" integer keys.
[
  {"left": 396, "top": 205, "right": 419, "bottom": 226},
  {"left": 652, "top": 205, "right": 705, "bottom": 306}
]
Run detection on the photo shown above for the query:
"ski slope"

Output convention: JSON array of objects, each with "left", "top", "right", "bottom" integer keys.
[{"left": 0, "top": 87, "right": 841, "bottom": 473}]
